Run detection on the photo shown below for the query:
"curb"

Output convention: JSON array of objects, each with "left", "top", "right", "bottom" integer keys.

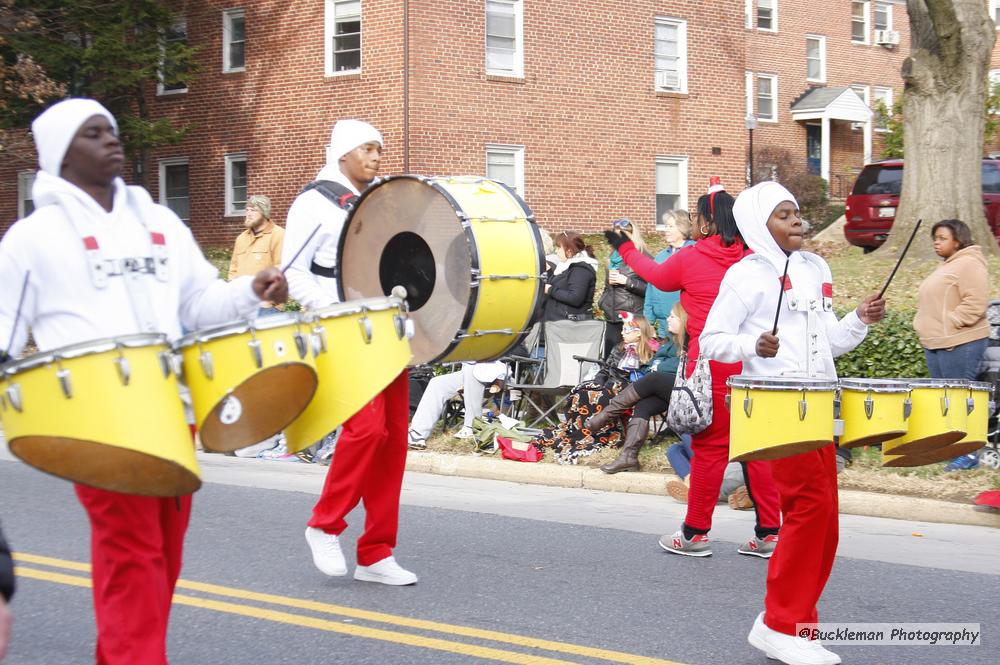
[{"left": 405, "top": 451, "right": 1000, "bottom": 529}]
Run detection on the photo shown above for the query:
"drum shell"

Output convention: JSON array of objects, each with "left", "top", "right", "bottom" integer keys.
[
  {"left": 728, "top": 377, "right": 836, "bottom": 462},
  {"left": 882, "top": 381, "right": 968, "bottom": 456},
  {"left": 283, "top": 298, "right": 411, "bottom": 454},
  {"left": 882, "top": 439, "right": 986, "bottom": 467},
  {"left": 953, "top": 384, "right": 992, "bottom": 447},
  {"left": 0, "top": 338, "right": 200, "bottom": 497},
  {"left": 175, "top": 314, "right": 319, "bottom": 453},
  {"left": 838, "top": 379, "right": 910, "bottom": 448}
]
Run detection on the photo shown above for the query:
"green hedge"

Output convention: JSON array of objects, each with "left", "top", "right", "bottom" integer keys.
[{"left": 834, "top": 309, "right": 929, "bottom": 379}]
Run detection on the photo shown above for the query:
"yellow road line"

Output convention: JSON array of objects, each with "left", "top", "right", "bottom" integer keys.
[{"left": 14, "top": 553, "right": 687, "bottom": 665}]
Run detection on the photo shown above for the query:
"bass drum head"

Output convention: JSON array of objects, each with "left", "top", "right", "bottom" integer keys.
[{"left": 339, "top": 177, "right": 474, "bottom": 364}]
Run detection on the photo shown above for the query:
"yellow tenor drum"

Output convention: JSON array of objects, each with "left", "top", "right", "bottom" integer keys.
[
  {"left": 338, "top": 175, "right": 545, "bottom": 364},
  {"left": 728, "top": 376, "right": 837, "bottom": 462},
  {"left": 175, "top": 313, "right": 318, "bottom": 453},
  {"left": 882, "top": 379, "right": 968, "bottom": 456},
  {"left": 0, "top": 335, "right": 199, "bottom": 496},
  {"left": 883, "top": 381, "right": 993, "bottom": 467},
  {"left": 283, "top": 296, "right": 412, "bottom": 454},
  {"left": 838, "top": 378, "right": 911, "bottom": 448}
]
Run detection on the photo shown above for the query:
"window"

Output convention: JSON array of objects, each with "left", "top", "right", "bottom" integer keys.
[
  {"left": 992, "top": 0, "right": 1000, "bottom": 28},
  {"left": 874, "top": 1, "right": 892, "bottom": 31},
  {"left": 654, "top": 18, "right": 687, "bottom": 93},
  {"left": 224, "top": 154, "right": 248, "bottom": 216},
  {"left": 851, "top": 84, "right": 870, "bottom": 107},
  {"left": 806, "top": 35, "right": 825, "bottom": 82},
  {"left": 159, "top": 159, "right": 190, "bottom": 223},
  {"left": 756, "top": 74, "right": 778, "bottom": 122},
  {"left": 158, "top": 19, "right": 188, "bottom": 94},
  {"left": 655, "top": 158, "right": 688, "bottom": 227},
  {"left": 757, "top": 0, "right": 777, "bottom": 31},
  {"left": 872, "top": 86, "right": 893, "bottom": 131},
  {"left": 325, "top": 0, "right": 361, "bottom": 75},
  {"left": 223, "top": 9, "right": 246, "bottom": 72},
  {"left": 486, "top": 145, "right": 525, "bottom": 195},
  {"left": 851, "top": 1, "right": 869, "bottom": 43},
  {"left": 486, "top": 0, "right": 523, "bottom": 77},
  {"left": 17, "top": 171, "right": 34, "bottom": 219}
]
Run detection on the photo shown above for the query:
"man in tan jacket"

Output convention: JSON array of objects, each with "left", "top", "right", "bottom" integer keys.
[{"left": 229, "top": 195, "right": 285, "bottom": 311}]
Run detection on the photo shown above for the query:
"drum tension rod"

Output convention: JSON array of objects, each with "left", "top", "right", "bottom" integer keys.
[
  {"left": 456, "top": 329, "right": 514, "bottom": 339},
  {"left": 798, "top": 390, "right": 808, "bottom": 422},
  {"left": 358, "top": 313, "right": 374, "bottom": 345},
  {"left": 157, "top": 351, "right": 172, "bottom": 379},
  {"left": 4, "top": 384, "right": 21, "bottom": 413},
  {"left": 248, "top": 328, "right": 264, "bottom": 369},
  {"left": 294, "top": 331, "right": 308, "bottom": 360}
]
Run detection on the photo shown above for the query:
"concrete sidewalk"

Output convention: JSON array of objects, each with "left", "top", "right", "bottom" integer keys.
[{"left": 405, "top": 450, "right": 1000, "bottom": 529}]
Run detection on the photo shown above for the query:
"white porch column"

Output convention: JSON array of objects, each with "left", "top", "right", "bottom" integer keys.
[
  {"left": 821, "top": 115, "right": 831, "bottom": 183},
  {"left": 863, "top": 117, "right": 873, "bottom": 165}
]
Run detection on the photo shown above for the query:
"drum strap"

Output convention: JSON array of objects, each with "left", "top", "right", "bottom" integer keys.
[{"left": 300, "top": 180, "right": 356, "bottom": 280}]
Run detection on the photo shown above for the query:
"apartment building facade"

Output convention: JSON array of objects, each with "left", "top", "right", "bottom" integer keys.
[{"left": 2, "top": 0, "right": 996, "bottom": 244}]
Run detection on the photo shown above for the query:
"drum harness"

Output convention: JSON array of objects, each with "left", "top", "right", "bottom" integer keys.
[{"left": 298, "top": 180, "right": 357, "bottom": 280}]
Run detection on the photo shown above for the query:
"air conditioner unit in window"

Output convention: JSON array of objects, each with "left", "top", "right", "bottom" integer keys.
[
  {"left": 874, "top": 30, "right": 900, "bottom": 46},
  {"left": 656, "top": 70, "right": 680, "bottom": 90}
]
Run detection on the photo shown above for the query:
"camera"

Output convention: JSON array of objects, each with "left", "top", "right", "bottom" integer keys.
[{"left": 612, "top": 218, "right": 632, "bottom": 230}]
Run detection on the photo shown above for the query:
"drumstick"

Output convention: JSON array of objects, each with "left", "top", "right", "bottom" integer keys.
[
  {"left": 877, "top": 219, "right": 922, "bottom": 300},
  {"left": 280, "top": 224, "right": 322, "bottom": 274},
  {"left": 772, "top": 258, "right": 789, "bottom": 336},
  {"left": 3, "top": 270, "right": 31, "bottom": 361}
]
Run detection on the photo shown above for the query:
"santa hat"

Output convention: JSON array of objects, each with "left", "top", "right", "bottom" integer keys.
[
  {"left": 707, "top": 176, "right": 725, "bottom": 194},
  {"left": 32, "top": 98, "right": 118, "bottom": 177}
]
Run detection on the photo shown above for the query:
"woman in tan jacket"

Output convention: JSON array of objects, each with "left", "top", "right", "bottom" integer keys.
[{"left": 913, "top": 219, "right": 990, "bottom": 380}]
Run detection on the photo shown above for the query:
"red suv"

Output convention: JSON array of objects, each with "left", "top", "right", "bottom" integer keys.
[{"left": 844, "top": 159, "right": 1000, "bottom": 251}]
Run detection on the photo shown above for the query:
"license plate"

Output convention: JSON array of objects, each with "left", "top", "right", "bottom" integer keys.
[{"left": 877, "top": 207, "right": 896, "bottom": 218}]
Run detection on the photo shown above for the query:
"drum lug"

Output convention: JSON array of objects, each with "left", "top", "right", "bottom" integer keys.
[
  {"left": 171, "top": 354, "right": 186, "bottom": 382},
  {"left": 294, "top": 332, "right": 308, "bottom": 360},
  {"left": 248, "top": 339, "right": 263, "bottom": 369},
  {"left": 114, "top": 356, "right": 131, "bottom": 386},
  {"left": 864, "top": 394, "right": 874, "bottom": 420},
  {"left": 200, "top": 351, "right": 214, "bottom": 380},
  {"left": 5, "top": 384, "right": 21, "bottom": 413},
  {"left": 833, "top": 397, "right": 842, "bottom": 419},
  {"left": 798, "top": 398, "right": 808, "bottom": 421},
  {"left": 967, "top": 397, "right": 975, "bottom": 415},
  {"left": 358, "top": 314, "right": 373, "bottom": 345},
  {"left": 940, "top": 395, "right": 950, "bottom": 416},
  {"left": 742, "top": 395, "right": 753, "bottom": 417},
  {"left": 57, "top": 368, "right": 73, "bottom": 399},
  {"left": 158, "top": 351, "right": 172, "bottom": 379},
  {"left": 903, "top": 397, "right": 912, "bottom": 420},
  {"left": 312, "top": 326, "right": 327, "bottom": 356},
  {"left": 393, "top": 315, "right": 406, "bottom": 340}
]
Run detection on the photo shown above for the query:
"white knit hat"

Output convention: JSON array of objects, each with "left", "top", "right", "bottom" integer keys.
[
  {"left": 325, "top": 119, "right": 383, "bottom": 165},
  {"left": 32, "top": 98, "right": 118, "bottom": 177}
]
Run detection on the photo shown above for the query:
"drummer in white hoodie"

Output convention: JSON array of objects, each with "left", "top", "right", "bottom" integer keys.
[
  {"left": 0, "top": 98, "right": 286, "bottom": 665},
  {"left": 700, "top": 182, "right": 885, "bottom": 665}
]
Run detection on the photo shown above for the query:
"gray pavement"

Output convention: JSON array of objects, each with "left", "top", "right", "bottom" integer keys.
[{"left": 1, "top": 452, "right": 998, "bottom": 665}]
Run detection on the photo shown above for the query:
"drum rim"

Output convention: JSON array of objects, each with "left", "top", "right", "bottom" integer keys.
[
  {"left": 301, "top": 295, "right": 404, "bottom": 323},
  {"left": 967, "top": 380, "right": 993, "bottom": 392},
  {"left": 838, "top": 378, "right": 910, "bottom": 392},
  {"left": 727, "top": 375, "right": 838, "bottom": 390},
  {"left": 173, "top": 311, "right": 305, "bottom": 348},
  {"left": 906, "top": 378, "right": 970, "bottom": 389},
  {"left": 2, "top": 333, "right": 169, "bottom": 375}
]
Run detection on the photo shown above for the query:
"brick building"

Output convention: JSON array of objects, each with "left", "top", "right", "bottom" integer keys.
[{"left": 2, "top": 0, "right": 998, "bottom": 245}]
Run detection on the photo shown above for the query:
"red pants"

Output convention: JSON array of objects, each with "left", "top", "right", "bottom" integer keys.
[
  {"left": 684, "top": 360, "right": 781, "bottom": 535},
  {"left": 764, "top": 444, "right": 839, "bottom": 635},
  {"left": 309, "top": 371, "right": 409, "bottom": 566},
  {"left": 75, "top": 485, "right": 192, "bottom": 665}
]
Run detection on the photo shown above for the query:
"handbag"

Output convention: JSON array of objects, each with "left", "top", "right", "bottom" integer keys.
[{"left": 666, "top": 347, "right": 713, "bottom": 434}]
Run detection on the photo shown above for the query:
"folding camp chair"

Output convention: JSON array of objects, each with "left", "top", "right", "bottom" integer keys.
[{"left": 502, "top": 319, "right": 605, "bottom": 428}]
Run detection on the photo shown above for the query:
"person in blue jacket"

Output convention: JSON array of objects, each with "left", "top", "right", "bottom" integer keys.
[{"left": 643, "top": 209, "right": 695, "bottom": 339}]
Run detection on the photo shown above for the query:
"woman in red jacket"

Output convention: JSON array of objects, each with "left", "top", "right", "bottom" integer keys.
[{"left": 605, "top": 189, "right": 781, "bottom": 558}]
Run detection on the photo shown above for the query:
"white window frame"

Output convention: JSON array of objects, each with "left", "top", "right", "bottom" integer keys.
[
  {"left": 873, "top": 1, "right": 892, "bottom": 32},
  {"left": 745, "top": 70, "right": 754, "bottom": 117},
  {"left": 17, "top": 171, "right": 34, "bottom": 219},
  {"left": 223, "top": 8, "right": 246, "bottom": 73},
  {"left": 991, "top": 0, "right": 1000, "bottom": 29},
  {"left": 872, "top": 86, "right": 893, "bottom": 132},
  {"left": 224, "top": 153, "right": 248, "bottom": 217},
  {"left": 324, "top": 0, "right": 362, "bottom": 76},
  {"left": 744, "top": 0, "right": 753, "bottom": 29},
  {"left": 157, "top": 19, "right": 189, "bottom": 95},
  {"left": 158, "top": 158, "right": 191, "bottom": 222},
  {"left": 485, "top": 0, "right": 524, "bottom": 78},
  {"left": 654, "top": 17, "right": 687, "bottom": 94},
  {"left": 805, "top": 34, "right": 826, "bottom": 83},
  {"left": 851, "top": 83, "right": 870, "bottom": 107},
  {"left": 655, "top": 157, "right": 689, "bottom": 228},
  {"left": 757, "top": 0, "right": 778, "bottom": 32},
  {"left": 485, "top": 144, "right": 525, "bottom": 196},
  {"left": 755, "top": 73, "right": 778, "bottom": 123},
  {"left": 851, "top": 1, "right": 870, "bottom": 44}
]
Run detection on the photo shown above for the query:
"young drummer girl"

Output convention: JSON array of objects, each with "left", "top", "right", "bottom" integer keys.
[{"left": 700, "top": 182, "right": 885, "bottom": 665}]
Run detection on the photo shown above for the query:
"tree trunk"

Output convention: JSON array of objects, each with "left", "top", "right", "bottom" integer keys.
[{"left": 890, "top": 0, "right": 999, "bottom": 258}]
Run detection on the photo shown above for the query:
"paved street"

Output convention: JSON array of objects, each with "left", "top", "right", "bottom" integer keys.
[{"left": 1, "top": 451, "right": 998, "bottom": 665}]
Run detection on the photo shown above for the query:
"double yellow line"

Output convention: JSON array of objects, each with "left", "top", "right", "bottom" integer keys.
[{"left": 14, "top": 553, "right": 687, "bottom": 665}]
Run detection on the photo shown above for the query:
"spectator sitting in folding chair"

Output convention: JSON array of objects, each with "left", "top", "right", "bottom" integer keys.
[
  {"left": 528, "top": 314, "right": 658, "bottom": 464},
  {"left": 407, "top": 361, "right": 508, "bottom": 450}
]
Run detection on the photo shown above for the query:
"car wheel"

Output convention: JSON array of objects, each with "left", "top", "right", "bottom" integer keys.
[{"left": 862, "top": 246, "right": 876, "bottom": 254}]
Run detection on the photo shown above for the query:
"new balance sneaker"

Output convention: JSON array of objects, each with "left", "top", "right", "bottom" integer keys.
[
  {"left": 658, "top": 530, "right": 712, "bottom": 557},
  {"left": 354, "top": 556, "right": 418, "bottom": 586},
  {"left": 666, "top": 479, "right": 690, "bottom": 504},
  {"left": 738, "top": 534, "right": 778, "bottom": 558},
  {"left": 748, "top": 612, "right": 841, "bottom": 665},
  {"left": 454, "top": 426, "right": 475, "bottom": 439},
  {"left": 304, "top": 527, "right": 347, "bottom": 576}
]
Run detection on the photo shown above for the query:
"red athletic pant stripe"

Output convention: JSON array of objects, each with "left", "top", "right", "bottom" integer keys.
[
  {"left": 75, "top": 484, "right": 192, "bottom": 665},
  {"left": 684, "top": 360, "right": 781, "bottom": 533},
  {"left": 764, "top": 443, "right": 839, "bottom": 635},
  {"left": 308, "top": 370, "right": 409, "bottom": 566}
]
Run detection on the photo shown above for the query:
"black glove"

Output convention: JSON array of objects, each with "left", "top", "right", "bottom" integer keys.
[{"left": 603, "top": 229, "right": 629, "bottom": 251}]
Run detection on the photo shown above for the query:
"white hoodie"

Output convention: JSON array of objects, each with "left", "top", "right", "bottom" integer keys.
[{"left": 699, "top": 181, "right": 867, "bottom": 379}]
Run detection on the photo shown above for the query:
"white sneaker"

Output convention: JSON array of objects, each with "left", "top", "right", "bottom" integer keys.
[
  {"left": 407, "top": 429, "right": 427, "bottom": 450},
  {"left": 454, "top": 426, "right": 475, "bottom": 439},
  {"left": 304, "top": 527, "right": 347, "bottom": 576},
  {"left": 748, "top": 612, "right": 841, "bottom": 665},
  {"left": 353, "top": 556, "right": 418, "bottom": 586},
  {"left": 234, "top": 436, "right": 281, "bottom": 458}
]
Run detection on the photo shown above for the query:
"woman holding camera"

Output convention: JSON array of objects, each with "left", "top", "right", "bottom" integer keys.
[{"left": 599, "top": 219, "right": 650, "bottom": 358}]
